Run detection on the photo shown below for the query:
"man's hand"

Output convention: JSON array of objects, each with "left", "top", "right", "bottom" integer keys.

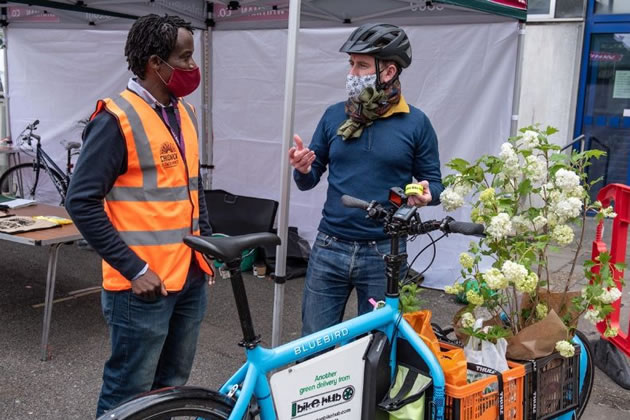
[
  {"left": 407, "top": 181, "right": 432, "bottom": 207},
  {"left": 288, "top": 134, "right": 316, "bottom": 174},
  {"left": 132, "top": 268, "right": 168, "bottom": 300}
]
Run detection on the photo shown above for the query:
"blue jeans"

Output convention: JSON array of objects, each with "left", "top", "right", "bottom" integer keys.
[
  {"left": 301, "top": 232, "right": 407, "bottom": 336},
  {"left": 96, "top": 263, "right": 207, "bottom": 418}
]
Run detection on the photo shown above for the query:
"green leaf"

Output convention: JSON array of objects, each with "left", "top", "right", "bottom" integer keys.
[
  {"left": 447, "top": 158, "right": 470, "bottom": 173},
  {"left": 518, "top": 178, "right": 533, "bottom": 196},
  {"left": 614, "top": 263, "right": 627, "bottom": 271},
  {"left": 545, "top": 126, "right": 559, "bottom": 136},
  {"left": 550, "top": 154, "right": 569, "bottom": 163}
]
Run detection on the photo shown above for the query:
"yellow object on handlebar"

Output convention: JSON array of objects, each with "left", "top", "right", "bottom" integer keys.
[{"left": 404, "top": 183, "right": 424, "bottom": 197}]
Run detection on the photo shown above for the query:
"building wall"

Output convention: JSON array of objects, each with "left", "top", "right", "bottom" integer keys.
[{"left": 518, "top": 22, "right": 584, "bottom": 146}]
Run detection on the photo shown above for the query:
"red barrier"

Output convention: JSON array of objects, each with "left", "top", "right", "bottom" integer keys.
[{"left": 591, "top": 183, "right": 630, "bottom": 357}]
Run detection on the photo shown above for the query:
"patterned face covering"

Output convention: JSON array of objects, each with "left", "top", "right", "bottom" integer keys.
[
  {"left": 338, "top": 78, "right": 402, "bottom": 141},
  {"left": 346, "top": 73, "right": 377, "bottom": 100}
]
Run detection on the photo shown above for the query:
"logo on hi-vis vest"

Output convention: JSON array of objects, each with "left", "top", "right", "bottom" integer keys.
[
  {"left": 160, "top": 142, "right": 179, "bottom": 168},
  {"left": 290, "top": 386, "right": 354, "bottom": 418}
]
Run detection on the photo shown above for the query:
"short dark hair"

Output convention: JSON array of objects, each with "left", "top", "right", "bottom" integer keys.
[{"left": 125, "top": 14, "right": 193, "bottom": 79}]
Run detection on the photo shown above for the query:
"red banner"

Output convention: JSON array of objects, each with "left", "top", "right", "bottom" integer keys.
[{"left": 488, "top": 0, "right": 527, "bottom": 10}]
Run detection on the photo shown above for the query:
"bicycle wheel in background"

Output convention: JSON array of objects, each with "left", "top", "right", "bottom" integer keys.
[{"left": 0, "top": 163, "right": 65, "bottom": 204}]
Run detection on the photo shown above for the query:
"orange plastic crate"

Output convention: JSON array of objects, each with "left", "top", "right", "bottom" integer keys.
[{"left": 441, "top": 341, "right": 526, "bottom": 420}]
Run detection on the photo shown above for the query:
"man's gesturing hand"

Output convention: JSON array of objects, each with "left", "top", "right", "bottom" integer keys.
[
  {"left": 132, "top": 268, "right": 168, "bottom": 300},
  {"left": 288, "top": 134, "right": 316, "bottom": 174}
]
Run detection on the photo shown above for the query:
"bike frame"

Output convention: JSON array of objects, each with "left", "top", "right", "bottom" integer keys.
[
  {"left": 28, "top": 139, "right": 69, "bottom": 200},
  {"left": 218, "top": 296, "right": 444, "bottom": 420},
  {"left": 215, "top": 225, "right": 446, "bottom": 420}
]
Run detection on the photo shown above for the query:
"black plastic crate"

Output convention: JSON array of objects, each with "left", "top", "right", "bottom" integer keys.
[{"left": 521, "top": 343, "right": 581, "bottom": 420}]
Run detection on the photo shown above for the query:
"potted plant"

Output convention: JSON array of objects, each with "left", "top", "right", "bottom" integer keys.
[{"left": 439, "top": 126, "right": 623, "bottom": 360}]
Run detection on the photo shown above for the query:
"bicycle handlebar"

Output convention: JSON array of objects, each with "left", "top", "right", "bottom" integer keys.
[
  {"left": 341, "top": 193, "right": 485, "bottom": 237},
  {"left": 445, "top": 220, "right": 485, "bottom": 236},
  {"left": 340, "top": 194, "right": 369, "bottom": 210}
]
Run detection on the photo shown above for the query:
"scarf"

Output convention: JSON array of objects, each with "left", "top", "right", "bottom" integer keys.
[{"left": 337, "top": 78, "right": 402, "bottom": 141}]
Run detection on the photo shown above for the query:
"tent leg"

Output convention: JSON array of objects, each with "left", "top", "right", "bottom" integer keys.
[
  {"left": 510, "top": 21, "right": 526, "bottom": 137},
  {"left": 201, "top": 27, "right": 213, "bottom": 188},
  {"left": 272, "top": 0, "right": 302, "bottom": 348}
]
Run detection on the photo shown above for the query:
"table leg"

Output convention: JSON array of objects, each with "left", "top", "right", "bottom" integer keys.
[{"left": 40, "top": 243, "right": 62, "bottom": 361}]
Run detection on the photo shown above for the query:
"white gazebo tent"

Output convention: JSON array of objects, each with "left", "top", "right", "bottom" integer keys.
[{"left": 1, "top": 0, "right": 527, "bottom": 346}]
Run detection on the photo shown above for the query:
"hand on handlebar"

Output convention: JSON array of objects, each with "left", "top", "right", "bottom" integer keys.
[
  {"left": 407, "top": 181, "right": 432, "bottom": 207},
  {"left": 288, "top": 134, "right": 316, "bottom": 174},
  {"left": 132, "top": 268, "right": 168, "bottom": 300}
]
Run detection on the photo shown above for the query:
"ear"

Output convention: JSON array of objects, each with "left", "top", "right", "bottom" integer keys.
[
  {"left": 381, "top": 63, "right": 398, "bottom": 84},
  {"left": 147, "top": 55, "right": 162, "bottom": 72}
]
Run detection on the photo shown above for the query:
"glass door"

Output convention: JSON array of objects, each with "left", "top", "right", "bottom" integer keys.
[{"left": 581, "top": 32, "right": 630, "bottom": 198}]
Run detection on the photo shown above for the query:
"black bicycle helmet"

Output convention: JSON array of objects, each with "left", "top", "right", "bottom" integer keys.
[{"left": 339, "top": 23, "right": 412, "bottom": 69}]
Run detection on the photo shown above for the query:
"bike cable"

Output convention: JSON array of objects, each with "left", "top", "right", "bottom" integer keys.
[{"left": 401, "top": 231, "right": 447, "bottom": 286}]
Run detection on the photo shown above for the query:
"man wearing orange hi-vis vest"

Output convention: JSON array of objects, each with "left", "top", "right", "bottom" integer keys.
[{"left": 65, "top": 14, "right": 213, "bottom": 418}]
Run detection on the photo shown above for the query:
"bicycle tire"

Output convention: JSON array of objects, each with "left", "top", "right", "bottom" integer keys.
[
  {"left": 574, "top": 330, "right": 595, "bottom": 419},
  {"left": 0, "top": 162, "right": 66, "bottom": 204},
  {"left": 98, "top": 386, "right": 240, "bottom": 420}
]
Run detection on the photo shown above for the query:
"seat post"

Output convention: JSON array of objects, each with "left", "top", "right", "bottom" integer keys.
[{"left": 225, "top": 260, "right": 260, "bottom": 349}]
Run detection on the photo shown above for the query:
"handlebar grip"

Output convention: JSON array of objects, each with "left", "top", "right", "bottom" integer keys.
[
  {"left": 341, "top": 195, "right": 370, "bottom": 210},
  {"left": 447, "top": 221, "right": 485, "bottom": 236},
  {"left": 33, "top": 119, "right": 40, "bottom": 126}
]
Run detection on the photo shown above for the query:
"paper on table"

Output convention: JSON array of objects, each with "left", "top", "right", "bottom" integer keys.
[
  {"left": 0, "top": 215, "right": 59, "bottom": 234},
  {"left": 0, "top": 195, "right": 37, "bottom": 209}
]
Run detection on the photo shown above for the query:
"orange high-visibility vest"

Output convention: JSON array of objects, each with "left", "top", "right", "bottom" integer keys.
[{"left": 92, "top": 89, "right": 212, "bottom": 291}]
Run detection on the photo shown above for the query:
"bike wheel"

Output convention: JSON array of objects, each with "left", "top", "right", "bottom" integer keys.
[
  {"left": 121, "top": 398, "right": 231, "bottom": 420},
  {"left": 574, "top": 330, "right": 595, "bottom": 419},
  {"left": 0, "top": 163, "right": 65, "bottom": 204},
  {"left": 99, "top": 387, "right": 241, "bottom": 420}
]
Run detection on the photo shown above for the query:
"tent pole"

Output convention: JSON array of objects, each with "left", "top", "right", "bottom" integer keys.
[
  {"left": 2, "top": 24, "right": 10, "bottom": 141},
  {"left": 272, "top": 0, "right": 302, "bottom": 348},
  {"left": 201, "top": 26, "right": 213, "bottom": 188},
  {"left": 510, "top": 21, "right": 526, "bottom": 136}
]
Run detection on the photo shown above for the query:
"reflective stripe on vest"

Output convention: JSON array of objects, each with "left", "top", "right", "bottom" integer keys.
[{"left": 96, "top": 90, "right": 211, "bottom": 291}]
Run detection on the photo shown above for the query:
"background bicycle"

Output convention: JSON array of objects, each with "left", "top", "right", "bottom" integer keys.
[{"left": 0, "top": 120, "right": 81, "bottom": 206}]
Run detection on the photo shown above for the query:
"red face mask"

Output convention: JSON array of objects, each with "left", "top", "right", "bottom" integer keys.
[{"left": 158, "top": 59, "right": 201, "bottom": 97}]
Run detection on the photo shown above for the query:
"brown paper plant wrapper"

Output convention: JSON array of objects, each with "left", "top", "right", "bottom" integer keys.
[
  {"left": 521, "top": 289, "right": 582, "bottom": 329},
  {"left": 506, "top": 309, "right": 569, "bottom": 360}
]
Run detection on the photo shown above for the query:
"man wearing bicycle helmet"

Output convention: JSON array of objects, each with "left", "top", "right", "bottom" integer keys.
[
  {"left": 288, "top": 23, "right": 444, "bottom": 336},
  {"left": 66, "top": 15, "right": 213, "bottom": 417}
]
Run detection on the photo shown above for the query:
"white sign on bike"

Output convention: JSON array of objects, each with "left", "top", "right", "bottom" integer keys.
[{"left": 270, "top": 334, "right": 371, "bottom": 420}]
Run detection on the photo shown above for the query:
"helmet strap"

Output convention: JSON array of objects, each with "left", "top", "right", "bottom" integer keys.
[{"left": 374, "top": 58, "right": 401, "bottom": 90}]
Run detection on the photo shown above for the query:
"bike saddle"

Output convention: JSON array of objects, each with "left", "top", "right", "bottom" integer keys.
[
  {"left": 64, "top": 141, "right": 81, "bottom": 151},
  {"left": 184, "top": 232, "right": 280, "bottom": 263}
]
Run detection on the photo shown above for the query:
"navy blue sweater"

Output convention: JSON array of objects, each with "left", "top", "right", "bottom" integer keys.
[
  {"left": 65, "top": 107, "right": 212, "bottom": 281},
  {"left": 294, "top": 101, "right": 444, "bottom": 241}
]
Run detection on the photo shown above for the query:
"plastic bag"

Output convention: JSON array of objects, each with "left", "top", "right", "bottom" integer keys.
[
  {"left": 464, "top": 319, "right": 509, "bottom": 374},
  {"left": 404, "top": 310, "right": 468, "bottom": 386}
]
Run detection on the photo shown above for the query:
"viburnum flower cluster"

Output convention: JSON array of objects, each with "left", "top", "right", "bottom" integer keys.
[{"left": 440, "top": 126, "right": 622, "bottom": 356}]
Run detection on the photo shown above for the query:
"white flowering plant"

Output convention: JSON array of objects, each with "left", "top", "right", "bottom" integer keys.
[{"left": 441, "top": 126, "right": 623, "bottom": 357}]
